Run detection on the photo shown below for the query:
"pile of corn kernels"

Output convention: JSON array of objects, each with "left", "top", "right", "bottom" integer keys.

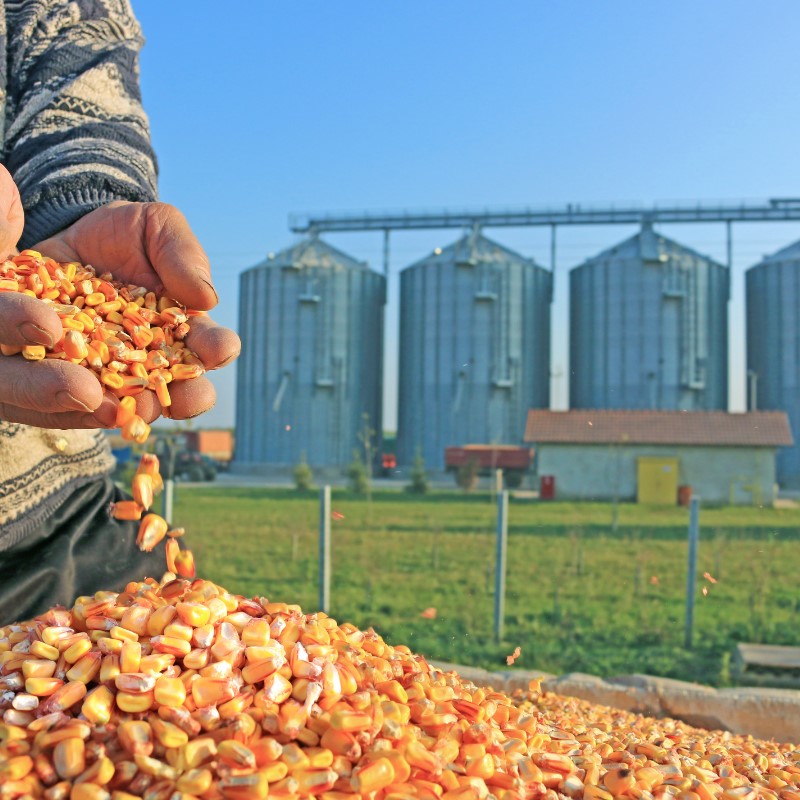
[{"left": 0, "top": 577, "right": 798, "bottom": 800}]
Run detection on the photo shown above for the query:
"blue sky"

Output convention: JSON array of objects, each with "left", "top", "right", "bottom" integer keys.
[{"left": 135, "top": 1, "right": 800, "bottom": 429}]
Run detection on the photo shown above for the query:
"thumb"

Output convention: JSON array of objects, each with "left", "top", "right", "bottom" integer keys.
[{"left": 0, "top": 164, "right": 24, "bottom": 258}]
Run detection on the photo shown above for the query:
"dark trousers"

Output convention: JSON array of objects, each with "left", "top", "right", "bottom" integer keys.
[{"left": 0, "top": 477, "right": 166, "bottom": 625}]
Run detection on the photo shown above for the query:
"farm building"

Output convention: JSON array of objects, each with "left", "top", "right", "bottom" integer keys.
[{"left": 524, "top": 410, "right": 792, "bottom": 505}]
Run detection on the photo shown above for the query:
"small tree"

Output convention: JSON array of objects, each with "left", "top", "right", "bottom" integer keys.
[
  {"left": 293, "top": 454, "right": 314, "bottom": 491},
  {"left": 406, "top": 448, "right": 429, "bottom": 494},
  {"left": 347, "top": 449, "right": 369, "bottom": 495},
  {"left": 356, "top": 413, "right": 375, "bottom": 501},
  {"left": 456, "top": 457, "right": 480, "bottom": 492}
]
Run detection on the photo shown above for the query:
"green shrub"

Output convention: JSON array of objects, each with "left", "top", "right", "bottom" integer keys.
[
  {"left": 347, "top": 450, "right": 369, "bottom": 495},
  {"left": 293, "top": 456, "right": 314, "bottom": 491},
  {"left": 406, "top": 449, "right": 429, "bottom": 494}
]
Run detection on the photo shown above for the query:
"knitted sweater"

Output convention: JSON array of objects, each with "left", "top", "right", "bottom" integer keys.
[{"left": 0, "top": 0, "right": 158, "bottom": 546}]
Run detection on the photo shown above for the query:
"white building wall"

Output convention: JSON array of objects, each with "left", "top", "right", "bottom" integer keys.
[{"left": 535, "top": 444, "right": 777, "bottom": 505}]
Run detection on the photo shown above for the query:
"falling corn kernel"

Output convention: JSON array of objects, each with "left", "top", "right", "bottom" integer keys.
[{"left": 136, "top": 514, "right": 168, "bottom": 552}]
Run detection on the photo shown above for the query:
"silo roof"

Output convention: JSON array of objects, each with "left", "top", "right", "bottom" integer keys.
[
  {"left": 403, "top": 232, "right": 543, "bottom": 271},
  {"left": 247, "top": 236, "right": 369, "bottom": 272},
  {"left": 750, "top": 238, "right": 800, "bottom": 267},
  {"left": 573, "top": 229, "right": 725, "bottom": 270}
]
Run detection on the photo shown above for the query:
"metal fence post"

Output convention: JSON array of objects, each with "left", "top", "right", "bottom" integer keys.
[
  {"left": 494, "top": 490, "right": 509, "bottom": 644},
  {"left": 685, "top": 496, "right": 700, "bottom": 649},
  {"left": 319, "top": 485, "right": 331, "bottom": 614},
  {"left": 162, "top": 479, "right": 174, "bottom": 525}
]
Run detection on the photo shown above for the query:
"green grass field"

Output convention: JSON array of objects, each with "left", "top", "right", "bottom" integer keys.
[{"left": 173, "top": 487, "right": 800, "bottom": 687}]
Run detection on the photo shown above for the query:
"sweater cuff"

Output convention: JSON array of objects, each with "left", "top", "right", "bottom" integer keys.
[{"left": 21, "top": 185, "right": 157, "bottom": 249}]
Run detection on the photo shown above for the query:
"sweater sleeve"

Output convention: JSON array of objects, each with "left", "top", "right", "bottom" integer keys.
[{"left": 3, "top": 0, "right": 159, "bottom": 248}]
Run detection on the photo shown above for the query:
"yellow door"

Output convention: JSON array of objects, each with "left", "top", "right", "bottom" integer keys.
[{"left": 637, "top": 457, "right": 679, "bottom": 505}]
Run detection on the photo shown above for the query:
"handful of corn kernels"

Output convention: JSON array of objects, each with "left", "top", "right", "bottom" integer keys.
[{"left": 0, "top": 249, "right": 200, "bottom": 576}]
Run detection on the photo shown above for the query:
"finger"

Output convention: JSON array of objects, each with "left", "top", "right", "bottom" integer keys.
[
  {"left": 0, "top": 293, "right": 63, "bottom": 347},
  {"left": 0, "top": 164, "right": 24, "bottom": 258},
  {"left": 144, "top": 204, "right": 218, "bottom": 311},
  {"left": 134, "top": 390, "right": 161, "bottom": 424},
  {"left": 0, "top": 355, "right": 104, "bottom": 413},
  {"left": 0, "top": 392, "right": 118, "bottom": 429},
  {"left": 183, "top": 315, "right": 241, "bottom": 371},
  {"left": 164, "top": 376, "right": 217, "bottom": 420}
]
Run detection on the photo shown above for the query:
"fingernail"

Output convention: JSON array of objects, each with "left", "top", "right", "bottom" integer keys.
[
  {"left": 18, "top": 321, "right": 54, "bottom": 347},
  {"left": 217, "top": 353, "right": 238, "bottom": 369},
  {"left": 90, "top": 399, "right": 118, "bottom": 427},
  {"left": 55, "top": 390, "right": 96, "bottom": 413},
  {"left": 199, "top": 273, "right": 219, "bottom": 304}
]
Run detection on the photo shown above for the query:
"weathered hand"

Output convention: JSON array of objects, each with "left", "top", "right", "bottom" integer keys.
[{"left": 0, "top": 195, "right": 240, "bottom": 428}]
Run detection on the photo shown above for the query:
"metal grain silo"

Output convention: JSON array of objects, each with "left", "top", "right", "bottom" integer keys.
[
  {"left": 397, "top": 230, "right": 552, "bottom": 470},
  {"left": 747, "top": 241, "right": 800, "bottom": 487},
  {"left": 234, "top": 236, "right": 385, "bottom": 470},
  {"left": 570, "top": 224, "right": 729, "bottom": 411}
]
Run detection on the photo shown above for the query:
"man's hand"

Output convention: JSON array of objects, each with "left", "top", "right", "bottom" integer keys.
[{"left": 0, "top": 196, "right": 240, "bottom": 429}]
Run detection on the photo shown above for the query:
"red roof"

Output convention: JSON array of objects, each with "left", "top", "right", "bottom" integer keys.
[{"left": 524, "top": 410, "right": 793, "bottom": 447}]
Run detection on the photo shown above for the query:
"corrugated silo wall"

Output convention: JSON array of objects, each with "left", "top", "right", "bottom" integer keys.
[
  {"left": 569, "top": 250, "right": 728, "bottom": 411},
  {"left": 235, "top": 265, "right": 385, "bottom": 469},
  {"left": 397, "top": 258, "right": 551, "bottom": 470},
  {"left": 747, "top": 261, "right": 800, "bottom": 487}
]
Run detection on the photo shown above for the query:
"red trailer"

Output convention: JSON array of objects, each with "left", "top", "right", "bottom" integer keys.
[{"left": 444, "top": 445, "right": 533, "bottom": 487}]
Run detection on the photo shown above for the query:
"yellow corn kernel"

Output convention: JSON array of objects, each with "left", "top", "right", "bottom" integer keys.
[
  {"left": 66, "top": 652, "right": 101, "bottom": 684},
  {"left": 151, "top": 371, "right": 171, "bottom": 407},
  {"left": 217, "top": 739, "right": 257, "bottom": 769},
  {"left": 146, "top": 604, "right": 176, "bottom": 637},
  {"left": 177, "top": 767, "right": 213, "bottom": 794},
  {"left": 62, "top": 330, "right": 89, "bottom": 360},
  {"left": 176, "top": 602, "right": 210, "bottom": 628},
  {"left": 130, "top": 473, "right": 154, "bottom": 511},
  {"left": 100, "top": 368, "right": 124, "bottom": 389},
  {"left": 63, "top": 639, "right": 92, "bottom": 664},
  {"left": 114, "top": 395, "right": 137, "bottom": 428},
  {"left": 376, "top": 679, "right": 409, "bottom": 704},
  {"left": 22, "top": 658, "right": 57, "bottom": 679},
  {"left": 183, "top": 737, "right": 218, "bottom": 770},
  {"left": 81, "top": 685, "right": 114, "bottom": 726},
  {"left": 352, "top": 758, "right": 396, "bottom": 794},
  {"left": 150, "top": 635, "right": 191, "bottom": 656},
  {"left": 53, "top": 737, "right": 85, "bottom": 779},
  {"left": 174, "top": 549, "right": 196, "bottom": 579},
  {"left": 163, "top": 622, "right": 194, "bottom": 642},
  {"left": 29, "top": 641, "right": 59, "bottom": 661},
  {"left": 151, "top": 717, "right": 189, "bottom": 748},
  {"left": 25, "top": 677, "right": 63, "bottom": 696},
  {"left": 604, "top": 768, "right": 638, "bottom": 796},
  {"left": 118, "top": 720, "right": 153, "bottom": 757},
  {"left": 136, "top": 513, "right": 168, "bottom": 552},
  {"left": 120, "top": 414, "right": 149, "bottom": 442},
  {"left": 191, "top": 677, "right": 235, "bottom": 707},
  {"left": 116, "top": 690, "right": 154, "bottom": 713},
  {"left": 22, "top": 345, "right": 46, "bottom": 360},
  {"left": 39, "top": 680, "right": 87, "bottom": 714},
  {"left": 0, "top": 754, "right": 33, "bottom": 781},
  {"left": 74, "top": 754, "right": 114, "bottom": 786},
  {"left": 139, "top": 653, "right": 173, "bottom": 673},
  {"left": 110, "top": 500, "right": 143, "bottom": 521},
  {"left": 119, "top": 640, "right": 142, "bottom": 673}
]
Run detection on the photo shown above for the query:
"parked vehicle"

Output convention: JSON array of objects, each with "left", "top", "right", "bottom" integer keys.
[{"left": 444, "top": 445, "right": 532, "bottom": 488}]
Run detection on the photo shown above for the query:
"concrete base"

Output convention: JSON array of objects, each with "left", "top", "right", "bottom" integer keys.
[{"left": 430, "top": 662, "right": 800, "bottom": 743}]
